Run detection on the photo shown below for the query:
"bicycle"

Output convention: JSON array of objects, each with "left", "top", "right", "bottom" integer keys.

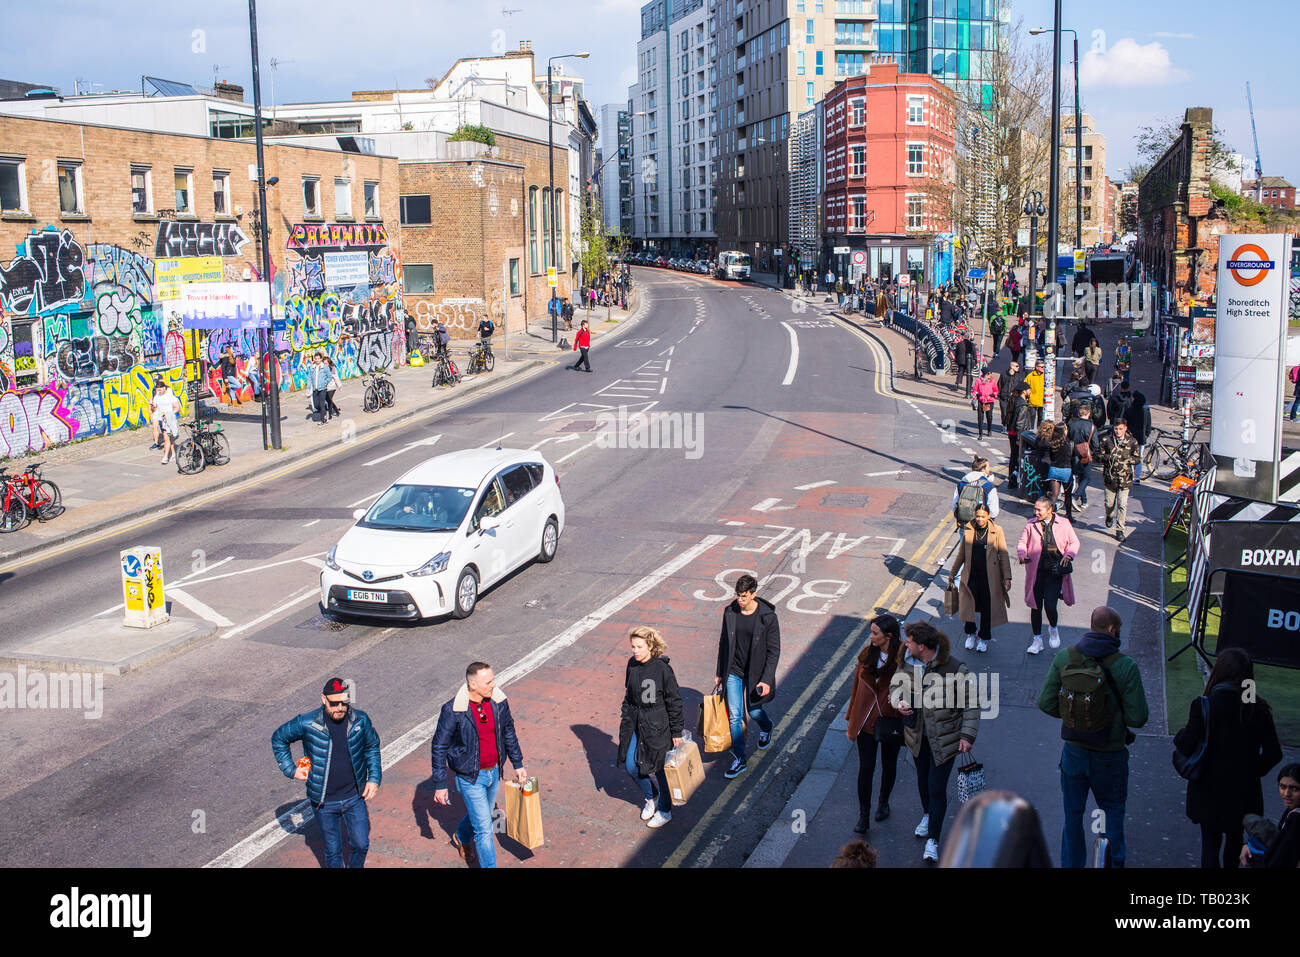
[
  {"left": 0, "top": 461, "right": 63, "bottom": 531},
  {"left": 175, "top": 416, "right": 231, "bottom": 475},
  {"left": 466, "top": 339, "right": 495, "bottom": 375},
  {"left": 362, "top": 371, "right": 396, "bottom": 413},
  {"left": 1143, "top": 426, "right": 1208, "bottom": 481},
  {"left": 431, "top": 349, "right": 461, "bottom": 388}
]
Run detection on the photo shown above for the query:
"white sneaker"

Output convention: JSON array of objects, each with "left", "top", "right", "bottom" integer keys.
[
  {"left": 964, "top": 634, "right": 977, "bottom": 650},
  {"left": 1048, "top": 626, "right": 1061, "bottom": 648},
  {"left": 647, "top": 810, "right": 672, "bottom": 828},
  {"left": 1027, "top": 635, "right": 1044, "bottom": 655},
  {"left": 976, "top": 639, "right": 989, "bottom": 653},
  {"left": 923, "top": 838, "right": 940, "bottom": 862},
  {"left": 914, "top": 814, "right": 930, "bottom": 838},
  {"left": 161, "top": 454, "right": 171, "bottom": 465},
  {"left": 640, "top": 798, "right": 657, "bottom": 821}
]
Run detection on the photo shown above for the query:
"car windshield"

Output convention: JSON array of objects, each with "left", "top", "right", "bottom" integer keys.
[
  {"left": 737, "top": 255, "right": 751, "bottom": 266},
  {"left": 361, "top": 484, "right": 476, "bottom": 531}
]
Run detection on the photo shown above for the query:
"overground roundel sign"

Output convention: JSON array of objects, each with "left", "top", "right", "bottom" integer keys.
[{"left": 1226, "top": 243, "right": 1275, "bottom": 287}]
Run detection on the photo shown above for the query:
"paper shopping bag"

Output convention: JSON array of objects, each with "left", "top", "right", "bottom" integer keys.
[
  {"left": 503, "top": 781, "right": 545, "bottom": 849},
  {"left": 944, "top": 583, "right": 960, "bottom": 617},
  {"left": 663, "top": 736, "right": 705, "bottom": 806},
  {"left": 697, "top": 693, "right": 732, "bottom": 754}
]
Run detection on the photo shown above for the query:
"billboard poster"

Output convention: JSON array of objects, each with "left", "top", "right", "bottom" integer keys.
[{"left": 176, "top": 282, "right": 273, "bottom": 331}]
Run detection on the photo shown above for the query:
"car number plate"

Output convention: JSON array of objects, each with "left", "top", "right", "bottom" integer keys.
[{"left": 347, "top": 589, "right": 387, "bottom": 603}]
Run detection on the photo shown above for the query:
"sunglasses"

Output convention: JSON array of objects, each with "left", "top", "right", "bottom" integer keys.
[
  {"left": 325, "top": 699, "right": 350, "bottom": 708},
  {"left": 472, "top": 702, "right": 490, "bottom": 723}
]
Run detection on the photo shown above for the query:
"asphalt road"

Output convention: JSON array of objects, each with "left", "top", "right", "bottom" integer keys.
[{"left": 0, "top": 268, "right": 981, "bottom": 867}]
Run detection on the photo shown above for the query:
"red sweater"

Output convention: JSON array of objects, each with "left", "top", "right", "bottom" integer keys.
[{"left": 573, "top": 328, "right": 590, "bottom": 349}]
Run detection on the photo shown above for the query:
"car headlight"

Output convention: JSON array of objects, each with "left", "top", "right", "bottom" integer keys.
[
  {"left": 325, "top": 545, "right": 341, "bottom": 571},
  {"left": 409, "top": 551, "right": 451, "bottom": 577}
]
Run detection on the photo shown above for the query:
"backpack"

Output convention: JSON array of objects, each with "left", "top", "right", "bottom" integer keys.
[
  {"left": 953, "top": 477, "right": 991, "bottom": 524},
  {"left": 1290, "top": 366, "right": 1299, "bottom": 384},
  {"left": 1058, "top": 647, "right": 1126, "bottom": 746}
]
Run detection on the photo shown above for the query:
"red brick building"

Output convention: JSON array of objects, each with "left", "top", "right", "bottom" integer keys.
[
  {"left": 822, "top": 63, "right": 955, "bottom": 284},
  {"left": 1243, "top": 176, "right": 1295, "bottom": 210}
]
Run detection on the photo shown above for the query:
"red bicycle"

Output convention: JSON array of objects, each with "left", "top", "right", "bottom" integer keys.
[{"left": 0, "top": 461, "right": 63, "bottom": 532}]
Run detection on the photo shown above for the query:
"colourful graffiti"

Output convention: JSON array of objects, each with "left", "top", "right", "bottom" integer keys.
[{"left": 0, "top": 383, "right": 82, "bottom": 457}]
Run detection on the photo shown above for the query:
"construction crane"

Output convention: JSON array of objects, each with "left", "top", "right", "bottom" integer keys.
[{"left": 1247, "top": 81, "right": 1263, "bottom": 203}]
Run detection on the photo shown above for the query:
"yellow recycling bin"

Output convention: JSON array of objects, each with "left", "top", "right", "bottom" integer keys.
[{"left": 121, "top": 547, "right": 169, "bottom": 629}]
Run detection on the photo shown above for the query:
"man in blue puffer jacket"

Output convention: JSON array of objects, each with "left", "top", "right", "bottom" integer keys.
[
  {"left": 431, "top": 661, "right": 528, "bottom": 868},
  {"left": 272, "top": 677, "right": 383, "bottom": 868}
]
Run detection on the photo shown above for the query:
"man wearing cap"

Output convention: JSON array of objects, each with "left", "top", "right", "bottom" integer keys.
[
  {"left": 431, "top": 662, "right": 528, "bottom": 867},
  {"left": 271, "top": 678, "right": 382, "bottom": 868}
]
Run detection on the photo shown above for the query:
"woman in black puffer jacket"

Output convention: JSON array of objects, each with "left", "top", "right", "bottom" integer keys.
[{"left": 617, "top": 626, "right": 684, "bottom": 829}]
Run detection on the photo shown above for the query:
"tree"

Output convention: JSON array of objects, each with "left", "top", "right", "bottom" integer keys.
[
  {"left": 1132, "top": 116, "right": 1235, "bottom": 182},
  {"left": 449, "top": 124, "right": 496, "bottom": 146},
  {"left": 577, "top": 196, "right": 610, "bottom": 293}
]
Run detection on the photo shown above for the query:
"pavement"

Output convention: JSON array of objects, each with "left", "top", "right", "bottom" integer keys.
[{"left": 0, "top": 289, "right": 643, "bottom": 568}]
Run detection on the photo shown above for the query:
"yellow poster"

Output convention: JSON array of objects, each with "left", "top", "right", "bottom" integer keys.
[{"left": 155, "top": 257, "right": 224, "bottom": 300}]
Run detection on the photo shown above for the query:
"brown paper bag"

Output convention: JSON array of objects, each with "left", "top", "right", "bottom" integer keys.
[
  {"left": 944, "top": 583, "right": 960, "bottom": 616},
  {"left": 697, "top": 693, "right": 732, "bottom": 753},
  {"left": 502, "top": 781, "right": 544, "bottom": 849},
  {"left": 663, "top": 738, "right": 705, "bottom": 806}
]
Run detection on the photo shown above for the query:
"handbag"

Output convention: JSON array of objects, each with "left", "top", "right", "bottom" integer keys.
[
  {"left": 874, "top": 716, "right": 904, "bottom": 744},
  {"left": 1074, "top": 424, "right": 1094, "bottom": 465},
  {"left": 1172, "top": 696, "right": 1211, "bottom": 782},
  {"left": 956, "top": 751, "right": 987, "bottom": 804}
]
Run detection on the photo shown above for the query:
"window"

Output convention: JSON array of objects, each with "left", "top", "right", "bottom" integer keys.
[
  {"left": 836, "top": 0, "right": 866, "bottom": 9},
  {"left": 807, "top": 82, "right": 815, "bottom": 106},
  {"left": 851, "top": 196, "right": 866, "bottom": 229},
  {"left": 1083, "top": 165, "right": 1092, "bottom": 181},
  {"left": 850, "top": 98, "right": 865, "bottom": 125},
  {"left": 0, "top": 157, "right": 25, "bottom": 212},
  {"left": 797, "top": 0, "right": 805, "bottom": 7},
  {"left": 302, "top": 176, "right": 321, "bottom": 217},
  {"left": 816, "top": 51, "right": 824, "bottom": 75},
  {"left": 528, "top": 186, "right": 538, "bottom": 273},
  {"left": 400, "top": 194, "right": 431, "bottom": 225},
  {"left": 836, "top": 52, "right": 865, "bottom": 76},
  {"left": 906, "top": 194, "right": 923, "bottom": 229},
  {"left": 1083, "top": 145, "right": 1093, "bottom": 161},
  {"left": 405, "top": 264, "right": 435, "bottom": 293},
  {"left": 212, "top": 171, "right": 230, "bottom": 215},
  {"left": 851, "top": 145, "right": 865, "bottom": 177},
  {"left": 835, "top": 21, "right": 868, "bottom": 44},
  {"left": 542, "top": 188, "right": 551, "bottom": 270},
  {"left": 816, "top": 0, "right": 824, "bottom": 9},
  {"left": 907, "top": 96, "right": 925, "bottom": 124},
  {"left": 173, "top": 168, "right": 193, "bottom": 214},
  {"left": 797, "top": 50, "right": 805, "bottom": 75},
  {"left": 509, "top": 258, "right": 520, "bottom": 295},
  {"left": 131, "top": 165, "right": 152, "bottom": 213},
  {"left": 1083, "top": 206, "right": 1092, "bottom": 221},
  {"left": 56, "top": 161, "right": 83, "bottom": 215},
  {"left": 335, "top": 178, "right": 352, "bottom": 218},
  {"left": 364, "top": 181, "right": 379, "bottom": 218},
  {"left": 906, "top": 143, "right": 924, "bottom": 175},
  {"left": 807, "top": 19, "right": 814, "bottom": 42}
]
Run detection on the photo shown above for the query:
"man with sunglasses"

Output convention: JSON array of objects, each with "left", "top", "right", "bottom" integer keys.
[
  {"left": 272, "top": 677, "right": 382, "bottom": 868},
  {"left": 431, "top": 662, "right": 528, "bottom": 867}
]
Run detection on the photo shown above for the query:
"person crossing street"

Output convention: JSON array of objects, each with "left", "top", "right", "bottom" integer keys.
[
  {"left": 571, "top": 319, "right": 592, "bottom": 372},
  {"left": 713, "top": 574, "right": 781, "bottom": 780}
]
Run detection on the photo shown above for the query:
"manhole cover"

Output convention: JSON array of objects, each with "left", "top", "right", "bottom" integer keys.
[
  {"left": 820, "top": 492, "right": 870, "bottom": 509},
  {"left": 884, "top": 492, "right": 940, "bottom": 519},
  {"left": 297, "top": 614, "right": 351, "bottom": 633}
]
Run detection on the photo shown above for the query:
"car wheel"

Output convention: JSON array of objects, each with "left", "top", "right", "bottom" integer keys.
[
  {"left": 538, "top": 517, "right": 559, "bottom": 563},
  {"left": 452, "top": 567, "right": 479, "bottom": 619}
]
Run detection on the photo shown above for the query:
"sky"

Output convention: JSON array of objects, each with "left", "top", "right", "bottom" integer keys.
[{"left": 6, "top": 0, "right": 1295, "bottom": 186}]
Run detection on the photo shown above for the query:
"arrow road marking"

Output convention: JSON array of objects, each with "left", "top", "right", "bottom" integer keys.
[{"left": 362, "top": 434, "right": 442, "bottom": 467}]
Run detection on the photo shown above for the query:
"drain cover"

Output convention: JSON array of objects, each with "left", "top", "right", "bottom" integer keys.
[
  {"left": 297, "top": 614, "right": 350, "bottom": 633},
  {"left": 820, "top": 492, "right": 870, "bottom": 509}
]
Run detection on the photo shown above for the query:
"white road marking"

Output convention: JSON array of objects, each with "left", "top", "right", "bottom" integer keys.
[
  {"left": 93, "top": 603, "right": 125, "bottom": 618},
  {"left": 751, "top": 498, "right": 794, "bottom": 512},
  {"left": 794, "top": 480, "right": 836, "bottom": 490},
  {"left": 477, "top": 432, "right": 515, "bottom": 448},
  {"left": 961, "top": 447, "right": 975, "bottom": 455},
  {"left": 864, "top": 469, "right": 905, "bottom": 478},
  {"left": 659, "top": 379, "right": 668, "bottom": 394},
  {"left": 347, "top": 491, "right": 384, "bottom": 509},
  {"left": 780, "top": 321, "right": 799, "bottom": 385},
  {"left": 174, "top": 556, "right": 234, "bottom": 583},
  {"left": 301, "top": 519, "right": 321, "bottom": 528},
  {"left": 362, "top": 433, "right": 442, "bottom": 467},
  {"left": 724, "top": 520, "right": 745, "bottom": 526},
  {"left": 179, "top": 553, "right": 326, "bottom": 588},
  {"left": 527, "top": 434, "right": 581, "bottom": 451},
  {"left": 664, "top": 359, "right": 671, "bottom": 372},
  {"left": 222, "top": 586, "right": 320, "bottom": 640},
  {"left": 301, "top": 557, "right": 327, "bottom": 571},
  {"left": 206, "top": 534, "right": 726, "bottom": 868},
  {"left": 556, "top": 437, "right": 600, "bottom": 464},
  {"left": 166, "top": 588, "right": 235, "bottom": 628}
]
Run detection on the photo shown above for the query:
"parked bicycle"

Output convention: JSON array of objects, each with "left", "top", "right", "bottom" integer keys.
[
  {"left": 431, "top": 350, "right": 462, "bottom": 388},
  {"left": 1143, "top": 426, "right": 1208, "bottom": 481},
  {"left": 362, "top": 371, "right": 396, "bottom": 413},
  {"left": 466, "top": 340, "right": 495, "bottom": 375},
  {"left": 175, "top": 416, "right": 231, "bottom": 475},
  {"left": 0, "top": 461, "right": 63, "bottom": 532}
]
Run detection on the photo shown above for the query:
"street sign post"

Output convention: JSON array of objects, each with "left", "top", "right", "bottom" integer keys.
[
  {"left": 547, "top": 267, "right": 558, "bottom": 288},
  {"left": 121, "top": 547, "right": 168, "bottom": 629}
]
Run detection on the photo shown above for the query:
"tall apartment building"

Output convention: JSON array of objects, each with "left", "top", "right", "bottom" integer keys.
[
  {"left": 709, "top": 0, "right": 1004, "bottom": 271},
  {"left": 1060, "top": 112, "right": 1108, "bottom": 248},
  {"left": 597, "top": 104, "right": 634, "bottom": 236},
  {"left": 629, "top": 0, "right": 717, "bottom": 252}
]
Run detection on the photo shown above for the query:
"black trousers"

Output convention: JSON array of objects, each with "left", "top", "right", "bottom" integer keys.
[
  {"left": 1199, "top": 823, "right": 1243, "bottom": 869},
  {"left": 312, "top": 388, "right": 329, "bottom": 423},
  {"left": 963, "top": 572, "right": 993, "bottom": 641},
  {"left": 855, "top": 731, "right": 901, "bottom": 814},
  {"left": 991, "top": 332, "right": 1004, "bottom": 356},
  {"left": 915, "top": 736, "right": 957, "bottom": 845},
  {"left": 975, "top": 404, "right": 993, "bottom": 437},
  {"left": 573, "top": 347, "right": 591, "bottom": 372},
  {"left": 1030, "top": 569, "right": 1062, "bottom": 633}
]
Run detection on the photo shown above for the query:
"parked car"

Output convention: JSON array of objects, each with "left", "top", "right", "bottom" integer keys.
[{"left": 320, "top": 448, "right": 566, "bottom": 621}]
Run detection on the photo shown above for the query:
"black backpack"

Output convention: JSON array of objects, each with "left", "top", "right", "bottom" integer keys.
[{"left": 953, "top": 477, "right": 991, "bottom": 524}]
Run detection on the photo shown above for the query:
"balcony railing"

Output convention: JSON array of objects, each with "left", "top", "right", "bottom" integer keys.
[
  {"left": 834, "top": 35, "right": 876, "bottom": 46},
  {"left": 736, "top": 53, "right": 746, "bottom": 70}
]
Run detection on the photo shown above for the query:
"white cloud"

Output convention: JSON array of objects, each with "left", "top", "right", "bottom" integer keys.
[
  {"left": 1152, "top": 31, "right": 1197, "bottom": 39},
  {"left": 1081, "top": 38, "right": 1191, "bottom": 87}
]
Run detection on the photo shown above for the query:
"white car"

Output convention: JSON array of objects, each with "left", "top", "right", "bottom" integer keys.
[{"left": 320, "top": 448, "right": 565, "bottom": 620}]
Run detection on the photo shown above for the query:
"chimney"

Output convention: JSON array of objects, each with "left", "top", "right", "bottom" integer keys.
[
  {"left": 519, "top": 40, "right": 532, "bottom": 52},
  {"left": 213, "top": 81, "right": 245, "bottom": 102}
]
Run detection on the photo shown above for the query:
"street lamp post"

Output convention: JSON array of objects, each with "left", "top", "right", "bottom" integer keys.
[
  {"left": 248, "top": 0, "right": 281, "bottom": 450},
  {"left": 1032, "top": 26, "right": 1082, "bottom": 252},
  {"left": 547, "top": 52, "right": 589, "bottom": 344},
  {"left": 1041, "top": 6, "right": 1064, "bottom": 423},
  {"left": 1024, "top": 190, "right": 1046, "bottom": 331}
]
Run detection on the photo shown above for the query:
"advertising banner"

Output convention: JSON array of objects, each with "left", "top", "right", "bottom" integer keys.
[
  {"left": 176, "top": 282, "right": 273, "bottom": 331},
  {"left": 154, "top": 256, "right": 224, "bottom": 300},
  {"left": 1220, "top": 570, "right": 1300, "bottom": 669},
  {"left": 1213, "top": 233, "right": 1294, "bottom": 500},
  {"left": 324, "top": 251, "right": 369, "bottom": 287}
]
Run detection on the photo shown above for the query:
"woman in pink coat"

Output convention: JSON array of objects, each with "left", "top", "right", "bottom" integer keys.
[
  {"left": 1016, "top": 496, "right": 1080, "bottom": 656},
  {"left": 972, "top": 368, "right": 999, "bottom": 439}
]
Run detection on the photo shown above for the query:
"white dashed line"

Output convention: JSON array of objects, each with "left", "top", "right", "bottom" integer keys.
[{"left": 794, "top": 480, "right": 837, "bottom": 490}]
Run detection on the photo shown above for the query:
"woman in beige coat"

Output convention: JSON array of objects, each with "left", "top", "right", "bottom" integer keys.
[{"left": 949, "top": 504, "right": 1013, "bottom": 653}]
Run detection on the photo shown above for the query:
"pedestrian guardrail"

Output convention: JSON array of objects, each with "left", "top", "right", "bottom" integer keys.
[{"left": 886, "top": 310, "right": 950, "bottom": 373}]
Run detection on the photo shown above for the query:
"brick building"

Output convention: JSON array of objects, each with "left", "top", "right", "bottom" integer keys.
[
  {"left": 822, "top": 63, "right": 955, "bottom": 284},
  {"left": 1060, "top": 112, "right": 1109, "bottom": 248},
  {"left": 1243, "top": 176, "right": 1295, "bottom": 211},
  {"left": 0, "top": 113, "right": 402, "bottom": 459}
]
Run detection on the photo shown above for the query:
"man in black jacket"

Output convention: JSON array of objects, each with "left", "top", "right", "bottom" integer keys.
[
  {"left": 998, "top": 360, "right": 1025, "bottom": 428},
  {"left": 714, "top": 574, "right": 781, "bottom": 779},
  {"left": 431, "top": 662, "right": 528, "bottom": 867},
  {"left": 1009, "top": 382, "right": 1036, "bottom": 489}
]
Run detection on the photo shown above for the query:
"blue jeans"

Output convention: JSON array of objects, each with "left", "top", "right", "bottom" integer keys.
[
  {"left": 625, "top": 731, "right": 672, "bottom": 813},
  {"left": 455, "top": 767, "right": 501, "bottom": 868},
  {"left": 1289, "top": 392, "right": 1300, "bottom": 419},
  {"left": 725, "top": 673, "right": 773, "bottom": 760},
  {"left": 246, "top": 368, "right": 262, "bottom": 395},
  {"left": 316, "top": 793, "right": 370, "bottom": 868},
  {"left": 1060, "top": 743, "right": 1129, "bottom": 867},
  {"left": 1073, "top": 461, "right": 1091, "bottom": 502}
]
